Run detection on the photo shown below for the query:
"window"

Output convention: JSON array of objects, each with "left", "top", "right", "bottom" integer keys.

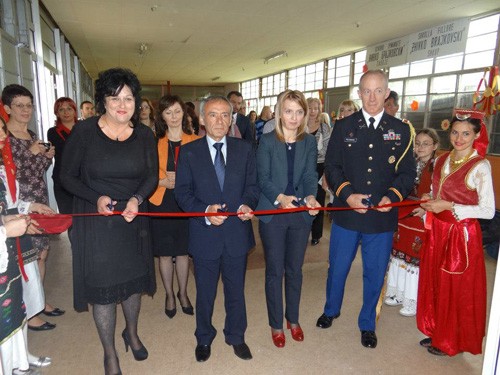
[
  {"left": 241, "top": 79, "right": 259, "bottom": 101},
  {"left": 261, "top": 73, "right": 285, "bottom": 97},
  {"left": 327, "top": 55, "right": 351, "bottom": 88}
]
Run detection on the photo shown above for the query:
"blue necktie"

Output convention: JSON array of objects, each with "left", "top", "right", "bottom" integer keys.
[{"left": 213, "top": 142, "right": 225, "bottom": 190}]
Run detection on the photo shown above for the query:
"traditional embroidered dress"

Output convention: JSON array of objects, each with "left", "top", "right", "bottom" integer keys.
[
  {"left": 417, "top": 151, "right": 495, "bottom": 356},
  {"left": 0, "top": 166, "right": 29, "bottom": 373},
  {"left": 385, "top": 158, "right": 433, "bottom": 314}
]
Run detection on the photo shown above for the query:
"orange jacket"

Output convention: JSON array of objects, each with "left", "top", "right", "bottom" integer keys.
[{"left": 149, "top": 132, "right": 199, "bottom": 205}]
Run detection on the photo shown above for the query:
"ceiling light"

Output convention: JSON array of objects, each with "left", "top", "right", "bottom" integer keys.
[
  {"left": 264, "top": 51, "right": 287, "bottom": 64},
  {"left": 139, "top": 43, "right": 148, "bottom": 56}
]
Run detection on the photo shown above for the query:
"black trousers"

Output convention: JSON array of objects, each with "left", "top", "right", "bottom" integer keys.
[{"left": 259, "top": 212, "right": 311, "bottom": 329}]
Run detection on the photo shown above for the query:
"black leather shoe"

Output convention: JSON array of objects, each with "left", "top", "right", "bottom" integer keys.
[
  {"left": 42, "top": 307, "right": 65, "bottom": 317},
  {"left": 316, "top": 313, "right": 340, "bottom": 329},
  {"left": 231, "top": 343, "right": 252, "bottom": 360},
  {"left": 28, "top": 321, "right": 56, "bottom": 331},
  {"left": 195, "top": 345, "right": 211, "bottom": 362},
  {"left": 311, "top": 238, "right": 320, "bottom": 246},
  {"left": 361, "top": 330, "right": 377, "bottom": 348},
  {"left": 428, "top": 346, "right": 448, "bottom": 356},
  {"left": 419, "top": 337, "right": 432, "bottom": 347}
]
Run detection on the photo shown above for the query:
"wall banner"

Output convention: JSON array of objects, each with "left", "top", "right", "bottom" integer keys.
[
  {"left": 407, "top": 18, "right": 470, "bottom": 62},
  {"left": 366, "top": 36, "right": 408, "bottom": 70}
]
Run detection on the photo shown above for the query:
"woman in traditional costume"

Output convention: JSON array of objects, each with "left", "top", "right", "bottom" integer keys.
[{"left": 418, "top": 109, "right": 495, "bottom": 356}]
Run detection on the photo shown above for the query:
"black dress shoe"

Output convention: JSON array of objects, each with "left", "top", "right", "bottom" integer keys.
[
  {"left": 419, "top": 337, "right": 432, "bottom": 347},
  {"left": 195, "top": 345, "right": 211, "bottom": 362},
  {"left": 42, "top": 307, "right": 65, "bottom": 317},
  {"left": 361, "top": 330, "right": 377, "bottom": 348},
  {"left": 231, "top": 343, "right": 252, "bottom": 360},
  {"left": 428, "top": 346, "right": 448, "bottom": 356},
  {"left": 311, "top": 238, "right": 320, "bottom": 246},
  {"left": 28, "top": 321, "right": 56, "bottom": 331},
  {"left": 316, "top": 313, "right": 340, "bottom": 328}
]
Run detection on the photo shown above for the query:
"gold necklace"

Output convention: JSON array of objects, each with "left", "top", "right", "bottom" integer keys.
[
  {"left": 102, "top": 116, "right": 131, "bottom": 141},
  {"left": 449, "top": 149, "right": 474, "bottom": 170}
]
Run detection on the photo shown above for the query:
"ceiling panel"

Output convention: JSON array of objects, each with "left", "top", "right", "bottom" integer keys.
[{"left": 40, "top": 0, "right": 500, "bottom": 85}]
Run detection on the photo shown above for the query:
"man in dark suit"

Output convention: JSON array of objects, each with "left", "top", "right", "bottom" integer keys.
[
  {"left": 227, "top": 91, "right": 254, "bottom": 144},
  {"left": 175, "top": 95, "right": 259, "bottom": 362},
  {"left": 316, "top": 70, "right": 416, "bottom": 349}
]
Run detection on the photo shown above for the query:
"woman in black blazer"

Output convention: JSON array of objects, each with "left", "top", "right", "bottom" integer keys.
[{"left": 256, "top": 89, "right": 320, "bottom": 348}]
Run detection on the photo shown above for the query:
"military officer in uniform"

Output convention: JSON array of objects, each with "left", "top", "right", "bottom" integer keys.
[{"left": 316, "top": 70, "right": 416, "bottom": 349}]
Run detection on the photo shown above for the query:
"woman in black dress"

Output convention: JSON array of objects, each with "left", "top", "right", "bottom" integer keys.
[
  {"left": 47, "top": 97, "right": 78, "bottom": 215},
  {"left": 60, "top": 68, "right": 158, "bottom": 375},
  {"left": 149, "top": 95, "right": 198, "bottom": 318}
]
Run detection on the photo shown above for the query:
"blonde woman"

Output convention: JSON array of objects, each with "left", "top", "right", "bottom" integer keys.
[
  {"left": 306, "top": 98, "right": 331, "bottom": 245},
  {"left": 256, "top": 90, "right": 320, "bottom": 347}
]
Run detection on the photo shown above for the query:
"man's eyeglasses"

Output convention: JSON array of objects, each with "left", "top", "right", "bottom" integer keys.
[{"left": 11, "top": 103, "right": 34, "bottom": 110}]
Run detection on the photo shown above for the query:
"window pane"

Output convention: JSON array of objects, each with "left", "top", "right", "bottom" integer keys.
[
  {"left": 458, "top": 72, "right": 484, "bottom": 92},
  {"left": 427, "top": 113, "right": 452, "bottom": 149},
  {"left": 402, "top": 112, "right": 425, "bottom": 130},
  {"left": 434, "top": 53, "right": 463, "bottom": 73},
  {"left": 429, "top": 94, "right": 455, "bottom": 112},
  {"left": 406, "top": 78, "right": 427, "bottom": 95},
  {"left": 337, "top": 55, "right": 350, "bottom": 67},
  {"left": 466, "top": 33, "right": 498, "bottom": 54},
  {"left": 456, "top": 93, "right": 474, "bottom": 109},
  {"left": 464, "top": 50, "right": 495, "bottom": 69},
  {"left": 490, "top": 133, "right": 500, "bottom": 155},
  {"left": 431, "top": 75, "right": 456, "bottom": 93},
  {"left": 337, "top": 65, "right": 350, "bottom": 78},
  {"left": 336, "top": 76, "right": 350, "bottom": 87},
  {"left": 410, "top": 59, "right": 433, "bottom": 76},
  {"left": 306, "top": 64, "right": 315, "bottom": 75},
  {"left": 389, "top": 64, "right": 409, "bottom": 79},
  {"left": 355, "top": 50, "right": 366, "bottom": 62},
  {"left": 388, "top": 81, "right": 403, "bottom": 97},
  {"left": 468, "top": 14, "right": 499, "bottom": 37},
  {"left": 404, "top": 95, "right": 426, "bottom": 112}
]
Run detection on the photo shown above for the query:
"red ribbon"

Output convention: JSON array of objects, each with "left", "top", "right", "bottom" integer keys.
[
  {"left": 16, "top": 237, "right": 28, "bottom": 281},
  {"left": 30, "top": 199, "right": 427, "bottom": 226}
]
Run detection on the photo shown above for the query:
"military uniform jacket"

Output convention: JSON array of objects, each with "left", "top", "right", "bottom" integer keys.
[{"left": 325, "top": 110, "right": 416, "bottom": 233}]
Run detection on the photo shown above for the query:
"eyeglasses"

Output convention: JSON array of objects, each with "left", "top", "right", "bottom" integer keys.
[
  {"left": 140, "top": 105, "right": 150, "bottom": 110},
  {"left": 11, "top": 103, "right": 34, "bottom": 110},
  {"left": 415, "top": 142, "right": 434, "bottom": 148}
]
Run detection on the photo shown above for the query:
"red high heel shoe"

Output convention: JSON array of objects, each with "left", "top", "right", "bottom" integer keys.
[
  {"left": 271, "top": 329, "right": 286, "bottom": 348},
  {"left": 287, "top": 321, "right": 304, "bottom": 342}
]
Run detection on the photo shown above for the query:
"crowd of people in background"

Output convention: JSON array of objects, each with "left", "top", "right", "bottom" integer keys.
[{"left": 0, "top": 68, "right": 495, "bottom": 374}]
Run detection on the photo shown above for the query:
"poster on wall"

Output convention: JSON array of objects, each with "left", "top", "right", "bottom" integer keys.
[
  {"left": 407, "top": 18, "right": 470, "bottom": 62},
  {"left": 366, "top": 36, "right": 408, "bottom": 70}
]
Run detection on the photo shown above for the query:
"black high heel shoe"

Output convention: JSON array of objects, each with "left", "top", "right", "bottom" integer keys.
[
  {"left": 121, "top": 329, "right": 148, "bottom": 361},
  {"left": 177, "top": 291, "right": 194, "bottom": 315},
  {"left": 165, "top": 295, "right": 177, "bottom": 318}
]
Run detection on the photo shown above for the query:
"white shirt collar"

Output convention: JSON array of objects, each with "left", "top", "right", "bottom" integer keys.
[{"left": 361, "top": 109, "right": 384, "bottom": 129}]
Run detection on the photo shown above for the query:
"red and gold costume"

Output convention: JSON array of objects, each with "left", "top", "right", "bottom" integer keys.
[{"left": 417, "top": 151, "right": 494, "bottom": 355}]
